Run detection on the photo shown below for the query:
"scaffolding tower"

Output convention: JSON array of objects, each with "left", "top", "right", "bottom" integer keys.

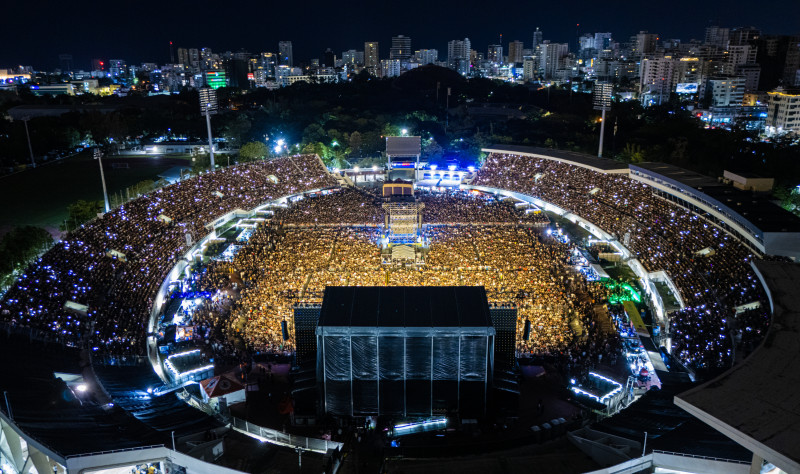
[{"left": 383, "top": 201, "right": 424, "bottom": 243}]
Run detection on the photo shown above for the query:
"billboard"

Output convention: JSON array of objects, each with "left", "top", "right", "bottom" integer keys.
[{"left": 676, "top": 83, "right": 699, "bottom": 94}]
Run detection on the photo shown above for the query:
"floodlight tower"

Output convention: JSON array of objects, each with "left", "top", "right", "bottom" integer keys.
[
  {"left": 593, "top": 81, "right": 613, "bottom": 158},
  {"left": 198, "top": 86, "right": 218, "bottom": 170},
  {"left": 94, "top": 149, "right": 110, "bottom": 213}
]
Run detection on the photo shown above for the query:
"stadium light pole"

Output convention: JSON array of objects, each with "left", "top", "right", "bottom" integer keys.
[
  {"left": 22, "top": 117, "right": 35, "bottom": 167},
  {"left": 94, "top": 149, "right": 110, "bottom": 213},
  {"left": 593, "top": 81, "right": 613, "bottom": 158},
  {"left": 199, "top": 87, "right": 218, "bottom": 171}
]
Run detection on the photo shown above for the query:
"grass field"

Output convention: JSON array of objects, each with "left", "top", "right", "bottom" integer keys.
[{"left": 0, "top": 151, "right": 185, "bottom": 235}]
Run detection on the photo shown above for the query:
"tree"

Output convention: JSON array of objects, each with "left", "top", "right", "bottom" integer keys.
[
  {"left": 239, "top": 141, "right": 269, "bottom": 162},
  {"left": 620, "top": 143, "right": 646, "bottom": 163},
  {"left": 0, "top": 226, "right": 53, "bottom": 290},
  {"left": 62, "top": 200, "right": 104, "bottom": 230},
  {"left": 348, "top": 131, "right": 363, "bottom": 157}
]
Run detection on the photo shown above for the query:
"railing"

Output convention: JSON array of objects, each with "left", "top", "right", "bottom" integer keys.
[
  {"left": 92, "top": 354, "right": 150, "bottom": 367},
  {"left": 651, "top": 450, "right": 751, "bottom": 465},
  {"left": 177, "top": 389, "right": 220, "bottom": 418},
  {"left": 230, "top": 417, "right": 343, "bottom": 454},
  {"left": 65, "top": 444, "right": 166, "bottom": 459}
]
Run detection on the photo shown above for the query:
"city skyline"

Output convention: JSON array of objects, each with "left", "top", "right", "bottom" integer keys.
[{"left": 3, "top": 0, "right": 800, "bottom": 68}]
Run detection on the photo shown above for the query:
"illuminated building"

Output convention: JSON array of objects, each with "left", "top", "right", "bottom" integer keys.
[
  {"left": 29, "top": 84, "right": 76, "bottom": 96},
  {"left": 532, "top": 27, "right": 543, "bottom": 49},
  {"left": 390, "top": 35, "right": 411, "bottom": 61},
  {"left": 706, "top": 76, "right": 745, "bottom": 107},
  {"left": 108, "top": 59, "right": 126, "bottom": 77},
  {"left": 414, "top": 49, "right": 438, "bottom": 65},
  {"left": 278, "top": 41, "right": 293, "bottom": 67},
  {"left": 639, "top": 55, "right": 676, "bottom": 106},
  {"left": 0, "top": 69, "right": 31, "bottom": 84},
  {"left": 204, "top": 70, "right": 227, "bottom": 89},
  {"left": 507, "top": 40, "right": 524, "bottom": 64},
  {"left": 766, "top": 87, "right": 800, "bottom": 135},
  {"left": 539, "top": 41, "right": 568, "bottom": 79},
  {"left": 487, "top": 44, "right": 503, "bottom": 64},
  {"left": 364, "top": 42, "right": 379, "bottom": 73},
  {"left": 342, "top": 49, "right": 362, "bottom": 66},
  {"left": 447, "top": 38, "right": 471, "bottom": 75},
  {"left": 177, "top": 48, "right": 189, "bottom": 66},
  {"left": 380, "top": 59, "right": 401, "bottom": 78}
]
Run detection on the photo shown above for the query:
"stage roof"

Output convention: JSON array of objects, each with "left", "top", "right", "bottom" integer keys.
[
  {"left": 317, "top": 286, "right": 492, "bottom": 328},
  {"left": 674, "top": 261, "right": 800, "bottom": 473},
  {"left": 386, "top": 136, "right": 421, "bottom": 157}
]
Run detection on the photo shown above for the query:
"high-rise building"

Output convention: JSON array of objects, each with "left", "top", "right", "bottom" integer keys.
[
  {"left": 539, "top": 41, "right": 568, "bottom": 79},
  {"left": 532, "top": 28, "right": 543, "bottom": 49},
  {"left": 188, "top": 48, "right": 200, "bottom": 68},
  {"left": 487, "top": 44, "right": 504, "bottom": 64},
  {"left": 342, "top": 50, "right": 360, "bottom": 66},
  {"left": 507, "top": 40, "right": 524, "bottom": 64},
  {"left": 447, "top": 38, "right": 471, "bottom": 75},
  {"left": 523, "top": 56, "right": 538, "bottom": 81},
  {"left": 258, "top": 52, "right": 277, "bottom": 77},
  {"left": 278, "top": 41, "right": 293, "bottom": 67},
  {"left": 365, "top": 42, "right": 380, "bottom": 73},
  {"left": 735, "top": 64, "right": 761, "bottom": 92},
  {"left": 594, "top": 33, "right": 613, "bottom": 51},
  {"left": 634, "top": 31, "right": 659, "bottom": 58},
  {"left": 766, "top": 88, "right": 800, "bottom": 135},
  {"left": 705, "top": 26, "right": 730, "bottom": 48},
  {"left": 706, "top": 76, "right": 745, "bottom": 107},
  {"left": 730, "top": 27, "right": 761, "bottom": 46},
  {"left": 322, "top": 49, "right": 336, "bottom": 67},
  {"left": 414, "top": 49, "right": 438, "bottom": 65},
  {"left": 177, "top": 48, "right": 189, "bottom": 66},
  {"left": 108, "top": 59, "right": 127, "bottom": 77},
  {"left": 639, "top": 55, "right": 676, "bottom": 106},
  {"left": 381, "top": 59, "right": 401, "bottom": 78},
  {"left": 390, "top": 35, "right": 412, "bottom": 61}
]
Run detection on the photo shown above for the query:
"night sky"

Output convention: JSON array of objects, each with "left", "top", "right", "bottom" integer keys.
[{"left": 3, "top": 0, "right": 799, "bottom": 69}]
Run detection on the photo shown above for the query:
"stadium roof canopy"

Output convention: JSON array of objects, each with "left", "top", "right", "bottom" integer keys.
[
  {"left": 317, "top": 286, "right": 492, "bottom": 328},
  {"left": 482, "top": 144, "right": 629, "bottom": 173},
  {"left": 675, "top": 261, "right": 800, "bottom": 473},
  {"left": 631, "top": 162, "right": 800, "bottom": 233}
]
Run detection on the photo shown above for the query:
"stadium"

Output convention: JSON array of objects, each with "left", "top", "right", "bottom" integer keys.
[{"left": 1, "top": 144, "right": 799, "bottom": 474}]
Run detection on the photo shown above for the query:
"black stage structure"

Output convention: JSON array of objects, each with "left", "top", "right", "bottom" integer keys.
[{"left": 293, "top": 286, "right": 519, "bottom": 419}]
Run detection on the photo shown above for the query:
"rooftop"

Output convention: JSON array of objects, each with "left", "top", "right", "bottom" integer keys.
[
  {"left": 675, "top": 261, "right": 800, "bottom": 474},
  {"left": 632, "top": 162, "right": 800, "bottom": 233}
]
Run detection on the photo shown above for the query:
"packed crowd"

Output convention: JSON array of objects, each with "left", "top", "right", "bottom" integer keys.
[
  {"left": 0, "top": 151, "right": 775, "bottom": 372},
  {"left": 474, "top": 153, "right": 771, "bottom": 370},
  {"left": 273, "top": 188, "right": 384, "bottom": 226},
  {"left": 190, "top": 193, "right": 616, "bottom": 362},
  {"left": 418, "top": 190, "right": 549, "bottom": 225},
  {"left": 0, "top": 155, "right": 337, "bottom": 354}
]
